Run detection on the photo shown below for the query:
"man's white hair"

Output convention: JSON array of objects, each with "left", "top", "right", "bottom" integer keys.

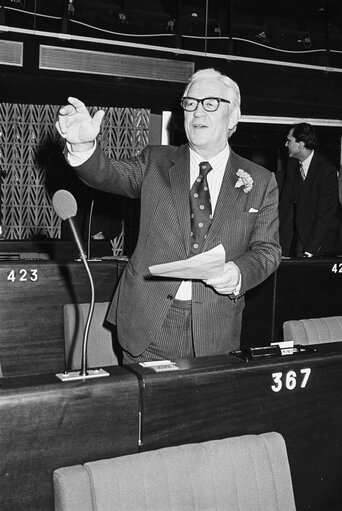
[{"left": 183, "top": 68, "right": 241, "bottom": 124}]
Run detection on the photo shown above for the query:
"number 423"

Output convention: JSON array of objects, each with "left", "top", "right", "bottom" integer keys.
[{"left": 7, "top": 269, "right": 38, "bottom": 282}]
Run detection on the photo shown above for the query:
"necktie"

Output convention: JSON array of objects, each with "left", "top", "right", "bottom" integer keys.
[
  {"left": 299, "top": 162, "right": 306, "bottom": 181},
  {"left": 190, "top": 161, "right": 212, "bottom": 255}
]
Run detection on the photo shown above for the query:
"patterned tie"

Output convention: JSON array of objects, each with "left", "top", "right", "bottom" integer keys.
[
  {"left": 190, "top": 161, "right": 212, "bottom": 255},
  {"left": 299, "top": 162, "right": 306, "bottom": 181}
]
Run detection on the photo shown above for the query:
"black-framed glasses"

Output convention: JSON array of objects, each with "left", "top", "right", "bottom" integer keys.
[{"left": 181, "top": 96, "right": 231, "bottom": 112}]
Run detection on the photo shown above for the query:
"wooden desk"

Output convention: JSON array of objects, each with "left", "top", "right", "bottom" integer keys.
[
  {"left": 242, "top": 258, "right": 342, "bottom": 345},
  {"left": 0, "top": 259, "right": 126, "bottom": 376},
  {"left": 0, "top": 367, "right": 140, "bottom": 511},
  {"left": 0, "top": 257, "right": 341, "bottom": 376},
  {"left": 132, "top": 344, "right": 342, "bottom": 511},
  {"left": 0, "top": 239, "right": 113, "bottom": 259},
  {"left": 274, "top": 258, "right": 342, "bottom": 340},
  {"left": 2, "top": 345, "right": 342, "bottom": 510}
]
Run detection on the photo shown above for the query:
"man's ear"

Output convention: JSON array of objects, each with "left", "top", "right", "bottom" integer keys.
[
  {"left": 228, "top": 125, "right": 237, "bottom": 138},
  {"left": 228, "top": 107, "right": 239, "bottom": 130}
]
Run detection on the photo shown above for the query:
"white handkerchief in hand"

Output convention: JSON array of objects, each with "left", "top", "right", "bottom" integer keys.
[{"left": 248, "top": 208, "right": 258, "bottom": 212}]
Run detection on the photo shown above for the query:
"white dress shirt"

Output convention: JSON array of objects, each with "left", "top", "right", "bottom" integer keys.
[
  {"left": 300, "top": 150, "right": 314, "bottom": 179},
  {"left": 175, "top": 144, "right": 229, "bottom": 300}
]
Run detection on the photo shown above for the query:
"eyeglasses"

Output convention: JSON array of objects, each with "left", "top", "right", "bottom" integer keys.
[{"left": 181, "top": 96, "right": 231, "bottom": 112}]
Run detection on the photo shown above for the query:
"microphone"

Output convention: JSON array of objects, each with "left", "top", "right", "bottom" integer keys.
[
  {"left": 52, "top": 189, "right": 109, "bottom": 382},
  {"left": 52, "top": 189, "right": 87, "bottom": 261}
]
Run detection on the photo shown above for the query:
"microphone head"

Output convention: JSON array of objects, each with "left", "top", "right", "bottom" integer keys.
[{"left": 52, "top": 189, "right": 78, "bottom": 220}]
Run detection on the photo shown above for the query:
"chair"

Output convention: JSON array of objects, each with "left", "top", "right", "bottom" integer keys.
[
  {"left": 283, "top": 316, "right": 342, "bottom": 345},
  {"left": 63, "top": 302, "right": 119, "bottom": 371},
  {"left": 53, "top": 431, "right": 296, "bottom": 511}
]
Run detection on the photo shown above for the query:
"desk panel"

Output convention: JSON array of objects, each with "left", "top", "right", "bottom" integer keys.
[
  {"left": 0, "top": 367, "right": 139, "bottom": 511},
  {"left": 274, "top": 259, "right": 342, "bottom": 340},
  {"left": 1, "top": 257, "right": 341, "bottom": 375},
  {"left": 0, "top": 239, "right": 113, "bottom": 259},
  {"left": 0, "top": 260, "right": 124, "bottom": 376},
  {"left": 240, "top": 271, "right": 275, "bottom": 348},
  {"left": 134, "top": 344, "right": 342, "bottom": 511}
]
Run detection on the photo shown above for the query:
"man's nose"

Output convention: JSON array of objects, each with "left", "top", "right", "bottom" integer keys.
[{"left": 194, "top": 103, "right": 206, "bottom": 115}]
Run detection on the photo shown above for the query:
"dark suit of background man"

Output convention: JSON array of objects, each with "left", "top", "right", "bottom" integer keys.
[
  {"left": 279, "top": 122, "right": 340, "bottom": 258},
  {"left": 56, "top": 67, "right": 281, "bottom": 363}
]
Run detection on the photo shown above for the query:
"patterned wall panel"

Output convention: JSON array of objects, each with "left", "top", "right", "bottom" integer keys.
[{"left": 0, "top": 103, "right": 150, "bottom": 241}]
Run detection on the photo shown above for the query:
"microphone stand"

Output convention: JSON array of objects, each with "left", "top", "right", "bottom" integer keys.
[
  {"left": 80, "top": 251, "right": 94, "bottom": 377},
  {"left": 56, "top": 223, "right": 109, "bottom": 382}
]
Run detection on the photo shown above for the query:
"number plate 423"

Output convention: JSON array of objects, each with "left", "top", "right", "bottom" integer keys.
[{"left": 7, "top": 269, "right": 38, "bottom": 282}]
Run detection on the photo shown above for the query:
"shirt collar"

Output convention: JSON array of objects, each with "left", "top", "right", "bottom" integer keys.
[
  {"left": 301, "top": 150, "right": 314, "bottom": 171},
  {"left": 189, "top": 144, "right": 230, "bottom": 170}
]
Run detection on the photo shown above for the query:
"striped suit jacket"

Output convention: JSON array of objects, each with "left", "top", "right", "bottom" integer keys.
[{"left": 75, "top": 143, "right": 281, "bottom": 357}]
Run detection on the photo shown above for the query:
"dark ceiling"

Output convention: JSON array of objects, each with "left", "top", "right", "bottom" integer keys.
[
  {"left": 1, "top": 0, "right": 342, "bottom": 122},
  {"left": 2, "top": 0, "right": 342, "bottom": 55}
]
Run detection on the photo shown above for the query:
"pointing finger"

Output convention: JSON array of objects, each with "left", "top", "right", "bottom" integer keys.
[{"left": 67, "top": 96, "right": 88, "bottom": 112}]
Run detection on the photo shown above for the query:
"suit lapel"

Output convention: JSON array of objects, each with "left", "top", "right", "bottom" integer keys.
[
  {"left": 303, "top": 153, "right": 316, "bottom": 188},
  {"left": 297, "top": 154, "right": 315, "bottom": 201},
  {"left": 203, "top": 150, "right": 241, "bottom": 249},
  {"left": 168, "top": 145, "right": 192, "bottom": 255}
]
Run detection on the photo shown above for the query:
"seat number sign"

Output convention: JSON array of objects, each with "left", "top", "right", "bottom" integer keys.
[
  {"left": 271, "top": 368, "right": 311, "bottom": 392},
  {"left": 7, "top": 269, "right": 38, "bottom": 282}
]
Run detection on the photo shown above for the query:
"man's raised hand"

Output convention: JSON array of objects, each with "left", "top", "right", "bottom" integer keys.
[{"left": 56, "top": 97, "right": 105, "bottom": 150}]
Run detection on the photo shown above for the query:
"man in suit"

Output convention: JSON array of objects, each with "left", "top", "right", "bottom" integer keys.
[
  {"left": 279, "top": 122, "right": 340, "bottom": 257},
  {"left": 56, "top": 68, "right": 281, "bottom": 363}
]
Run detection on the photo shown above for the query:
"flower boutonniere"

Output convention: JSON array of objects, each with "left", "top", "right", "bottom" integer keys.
[{"left": 235, "top": 169, "right": 253, "bottom": 193}]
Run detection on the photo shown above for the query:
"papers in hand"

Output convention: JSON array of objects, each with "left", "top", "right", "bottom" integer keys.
[{"left": 148, "top": 244, "right": 225, "bottom": 280}]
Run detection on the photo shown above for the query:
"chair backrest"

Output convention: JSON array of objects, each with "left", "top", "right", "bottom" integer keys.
[
  {"left": 283, "top": 316, "right": 342, "bottom": 345},
  {"left": 53, "top": 431, "right": 296, "bottom": 511},
  {"left": 63, "top": 302, "right": 118, "bottom": 371}
]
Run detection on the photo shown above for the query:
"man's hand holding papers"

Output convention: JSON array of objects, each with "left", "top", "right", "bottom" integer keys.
[{"left": 149, "top": 244, "right": 241, "bottom": 296}]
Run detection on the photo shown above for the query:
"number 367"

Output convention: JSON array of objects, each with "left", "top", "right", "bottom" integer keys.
[{"left": 271, "top": 368, "right": 311, "bottom": 392}]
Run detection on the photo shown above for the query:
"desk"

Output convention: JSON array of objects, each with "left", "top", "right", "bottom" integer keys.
[
  {"left": 0, "top": 367, "right": 139, "bottom": 511},
  {"left": 132, "top": 343, "right": 342, "bottom": 511},
  {"left": 1, "top": 345, "right": 342, "bottom": 510},
  {"left": 0, "top": 239, "right": 113, "bottom": 259},
  {"left": 0, "top": 257, "right": 341, "bottom": 376},
  {"left": 274, "top": 258, "right": 342, "bottom": 339},
  {"left": 0, "top": 259, "right": 125, "bottom": 376},
  {"left": 242, "top": 258, "right": 342, "bottom": 345}
]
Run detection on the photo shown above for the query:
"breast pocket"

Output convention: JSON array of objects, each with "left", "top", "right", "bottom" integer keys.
[{"left": 221, "top": 212, "right": 258, "bottom": 251}]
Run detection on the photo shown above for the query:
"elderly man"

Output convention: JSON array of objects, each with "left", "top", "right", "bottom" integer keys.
[{"left": 56, "top": 67, "right": 281, "bottom": 363}]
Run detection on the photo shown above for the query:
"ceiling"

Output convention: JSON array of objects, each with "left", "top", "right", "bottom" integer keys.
[
  {"left": 1, "top": 0, "right": 342, "bottom": 121},
  {"left": 2, "top": 0, "right": 342, "bottom": 56}
]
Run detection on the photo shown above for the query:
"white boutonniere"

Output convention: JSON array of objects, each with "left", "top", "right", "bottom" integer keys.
[{"left": 235, "top": 169, "right": 253, "bottom": 193}]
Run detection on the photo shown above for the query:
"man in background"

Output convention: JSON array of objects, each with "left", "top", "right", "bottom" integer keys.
[{"left": 279, "top": 122, "right": 340, "bottom": 257}]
